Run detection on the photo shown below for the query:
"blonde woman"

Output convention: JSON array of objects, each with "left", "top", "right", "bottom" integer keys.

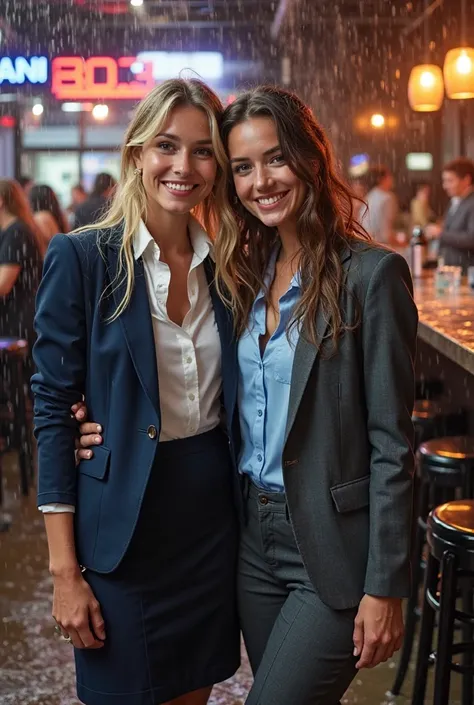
[
  {"left": 31, "top": 79, "right": 240, "bottom": 705},
  {"left": 0, "top": 179, "right": 42, "bottom": 362}
]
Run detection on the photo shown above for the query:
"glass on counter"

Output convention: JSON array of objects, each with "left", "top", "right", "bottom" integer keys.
[{"left": 435, "top": 264, "right": 462, "bottom": 294}]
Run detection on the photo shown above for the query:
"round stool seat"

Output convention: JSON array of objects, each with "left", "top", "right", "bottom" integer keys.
[
  {"left": 419, "top": 437, "right": 474, "bottom": 471},
  {"left": 428, "top": 500, "right": 474, "bottom": 569}
]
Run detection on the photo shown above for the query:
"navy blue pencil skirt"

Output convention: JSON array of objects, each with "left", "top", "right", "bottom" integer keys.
[{"left": 75, "top": 427, "right": 240, "bottom": 705}]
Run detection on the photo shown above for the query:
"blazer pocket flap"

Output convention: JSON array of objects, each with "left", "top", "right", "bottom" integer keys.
[
  {"left": 330, "top": 474, "right": 370, "bottom": 513},
  {"left": 78, "top": 445, "right": 111, "bottom": 481}
]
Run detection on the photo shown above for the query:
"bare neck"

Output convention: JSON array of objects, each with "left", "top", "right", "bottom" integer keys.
[
  {"left": 144, "top": 206, "right": 192, "bottom": 259},
  {"left": 0, "top": 212, "right": 17, "bottom": 231}
]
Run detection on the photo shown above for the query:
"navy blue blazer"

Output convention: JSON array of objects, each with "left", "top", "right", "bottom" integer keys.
[{"left": 32, "top": 227, "right": 239, "bottom": 573}]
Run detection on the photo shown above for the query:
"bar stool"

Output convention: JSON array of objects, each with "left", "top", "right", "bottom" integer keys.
[
  {"left": 412, "top": 500, "right": 474, "bottom": 705},
  {"left": 389, "top": 436, "right": 474, "bottom": 697},
  {"left": 0, "top": 337, "right": 34, "bottom": 501},
  {"left": 412, "top": 399, "right": 441, "bottom": 447}
]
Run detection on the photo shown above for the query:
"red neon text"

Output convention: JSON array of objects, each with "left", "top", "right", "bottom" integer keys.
[{"left": 51, "top": 56, "right": 155, "bottom": 100}]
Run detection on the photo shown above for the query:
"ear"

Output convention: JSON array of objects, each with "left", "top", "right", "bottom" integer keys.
[{"left": 132, "top": 146, "right": 144, "bottom": 171}]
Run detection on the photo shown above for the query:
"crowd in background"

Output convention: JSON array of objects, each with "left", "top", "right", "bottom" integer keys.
[
  {"left": 0, "top": 172, "right": 116, "bottom": 373},
  {"left": 351, "top": 156, "right": 474, "bottom": 274}
]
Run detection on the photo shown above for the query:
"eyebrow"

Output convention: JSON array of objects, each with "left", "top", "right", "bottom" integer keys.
[
  {"left": 157, "top": 132, "right": 213, "bottom": 145},
  {"left": 230, "top": 145, "right": 281, "bottom": 164}
]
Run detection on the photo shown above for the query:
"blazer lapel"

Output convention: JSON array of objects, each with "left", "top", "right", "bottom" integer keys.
[
  {"left": 106, "top": 242, "right": 160, "bottom": 417},
  {"left": 284, "top": 246, "right": 352, "bottom": 444}
]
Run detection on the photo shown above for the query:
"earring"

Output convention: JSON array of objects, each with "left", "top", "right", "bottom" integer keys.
[{"left": 134, "top": 168, "right": 142, "bottom": 177}]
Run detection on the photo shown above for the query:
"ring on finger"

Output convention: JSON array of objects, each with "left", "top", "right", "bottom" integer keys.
[{"left": 61, "top": 634, "right": 73, "bottom": 644}]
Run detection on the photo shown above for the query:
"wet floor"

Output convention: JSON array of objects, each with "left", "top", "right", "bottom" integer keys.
[{"left": 0, "top": 451, "right": 463, "bottom": 705}]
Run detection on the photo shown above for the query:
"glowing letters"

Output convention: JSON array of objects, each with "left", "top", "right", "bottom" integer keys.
[
  {"left": 0, "top": 56, "right": 48, "bottom": 85},
  {"left": 51, "top": 56, "right": 155, "bottom": 100}
]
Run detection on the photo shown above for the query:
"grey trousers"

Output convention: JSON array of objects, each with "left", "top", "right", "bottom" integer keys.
[{"left": 238, "top": 480, "right": 358, "bottom": 705}]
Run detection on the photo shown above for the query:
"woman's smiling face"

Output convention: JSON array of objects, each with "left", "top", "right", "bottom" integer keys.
[
  {"left": 135, "top": 104, "right": 218, "bottom": 217},
  {"left": 228, "top": 116, "right": 306, "bottom": 230}
]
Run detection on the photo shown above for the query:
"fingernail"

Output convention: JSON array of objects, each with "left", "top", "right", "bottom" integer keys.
[
  {"left": 86, "top": 451, "right": 92, "bottom": 458},
  {"left": 353, "top": 648, "right": 358, "bottom": 656},
  {"left": 95, "top": 436, "right": 101, "bottom": 443},
  {"left": 97, "top": 425, "right": 102, "bottom": 433},
  {"left": 78, "top": 410, "right": 84, "bottom": 418}
]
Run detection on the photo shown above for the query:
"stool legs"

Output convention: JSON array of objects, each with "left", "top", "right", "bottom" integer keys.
[
  {"left": 412, "top": 551, "right": 438, "bottom": 705},
  {"left": 390, "top": 479, "right": 430, "bottom": 695},
  {"left": 461, "top": 581, "right": 474, "bottom": 705},
  {"left": 434, "top": 552, "right": 457, "bottom": 705}
]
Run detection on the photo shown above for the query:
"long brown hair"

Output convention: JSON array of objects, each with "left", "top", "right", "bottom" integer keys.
[
  {"left": 214, "top": 85, "right": 371, "bottom": 352},
  {"left": 74, "top": 78, "right": 227, "bottom": 321},
  {"left": 0, "top": 179, "right": 44, "bottom": 254}
]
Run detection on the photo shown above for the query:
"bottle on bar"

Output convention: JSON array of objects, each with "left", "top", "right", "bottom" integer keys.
[{"left": 410, "top": 225, "right": 426, "bottom": 278}]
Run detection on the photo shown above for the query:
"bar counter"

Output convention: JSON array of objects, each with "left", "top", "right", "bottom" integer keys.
[{"left": 413, "top": 274, "right": 474, "bottom": 376}]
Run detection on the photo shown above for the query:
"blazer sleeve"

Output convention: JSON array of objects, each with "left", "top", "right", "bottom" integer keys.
[
  {"left": 440, "top": 202, "right": 474, "bottom": 249},
  {"left": 31, "top": 234, "right": 87, "bottom": 507},
  {"left": 361, "top": 252, "right": 418, "bottom": 598}
]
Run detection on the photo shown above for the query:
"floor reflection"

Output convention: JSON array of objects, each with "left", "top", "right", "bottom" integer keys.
[{"left": 0, "top": 451, "right": 463, "bottom": 704}]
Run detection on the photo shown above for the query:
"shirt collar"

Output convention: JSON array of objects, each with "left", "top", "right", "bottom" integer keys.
[{"left": 133, "top": 216, "right": 214, "bottom": 262}]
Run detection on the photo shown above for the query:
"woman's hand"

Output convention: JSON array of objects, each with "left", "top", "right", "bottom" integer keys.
[
  {"left": 52, "top": 568, "right": 106, "bottom": 649},
  {"left": 352, "top": 595, "right": 404, "bottom": 669},
  {"left": 71, "top": 402, "right": 103, "bottom": 461}
]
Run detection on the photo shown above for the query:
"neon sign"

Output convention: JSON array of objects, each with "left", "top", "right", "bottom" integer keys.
[
  {"left": 51, "top": 56, "right": 155, "bottom": 100},
  {"left": 133, "top": 52, "right": 224, "bottom": 80},
  {"left": 0, "top": 56, "right": 48, "bottom": 85}
]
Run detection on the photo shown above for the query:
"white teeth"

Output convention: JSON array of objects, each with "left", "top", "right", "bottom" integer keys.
[
  {"left": 165, "top": 182, "right": 194, "bottom": 192},
  {"left": 257, "top": 193, "right": 285, "bottom": 205}
]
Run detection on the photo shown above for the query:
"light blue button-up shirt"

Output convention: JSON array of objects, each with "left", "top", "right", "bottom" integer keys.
[{"left": 237, "top": 248, "right": 301, "bottom": 492}]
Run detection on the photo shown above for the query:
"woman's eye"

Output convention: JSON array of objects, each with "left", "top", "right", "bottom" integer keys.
[
  {"left": 157, "top": 142, "right": 175, "bottom": 152},
  {"left": 234, "top": 163, "right": 251, "bottom": 175},
  {"left": 195, "top": 148, "right": 213, "bottom": 157},
  {"left": 271, "top": 154, "right": 285, "bottom": 164}
]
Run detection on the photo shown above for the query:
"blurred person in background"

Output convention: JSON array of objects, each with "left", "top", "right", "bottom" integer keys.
[
  {"left": 18, "top": 175, "right": 34, "bottom": 197},
  {"left": 73, "top": 172, "right": 116, "bottom": 228},
  {"left": 30, "top": 184, "right": 69, "bottom": 254},
  {"left": 0, "top": 179, "right": 42, "bottom": 369},
  {"left": 360, "top": 165, "right": 398, "bottom": 245},
  {"left": 66, "top": 183, "right": 88, "bottom": 227},
  {"left": 425, "top": 157, "right": 474, "bottom": 272},
  {"left": 349, "top": 177, "right": 368, "bottom": 222},
  {"left": 410, "top": 182, "right": 434, "bottom": 229}
]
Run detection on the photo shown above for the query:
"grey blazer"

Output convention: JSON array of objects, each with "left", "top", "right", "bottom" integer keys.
[
  {"left": 281, "top": 242, "right": 418, "bottom": 610},
  {"left": 440, "top": 191, "right": 474, "bottom": 273}
]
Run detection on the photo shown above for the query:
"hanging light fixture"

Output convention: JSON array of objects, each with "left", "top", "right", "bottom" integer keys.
[
  {"left": 408, "top": 64, "right": 444, "bottom": 111},
  {"left": 408, "top": 0, "right": 444, "bottom": 112},
  {"left": 443, "top": 0, "right": 474, "bottom": 99}
]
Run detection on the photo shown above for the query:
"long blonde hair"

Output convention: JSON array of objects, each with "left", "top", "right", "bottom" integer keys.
[
  {"left": 75, "top": 78, "right": 227, "bottom": 320},
  {"left": 0, "top": 179, "right": 44, "bottom": 255},
  {"left": 215, "top": 86, "right": 370, "bottom": 353}
]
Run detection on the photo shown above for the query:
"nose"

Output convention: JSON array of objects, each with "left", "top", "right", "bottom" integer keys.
[
  {"left": 255, "top": 164, "right": 274, "bottom": 191},
  {"left": 173, "top": 150, "right": 192, "bottom": 177}
]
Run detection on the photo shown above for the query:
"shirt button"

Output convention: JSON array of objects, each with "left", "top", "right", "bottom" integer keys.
[
  {"left": 147, "top": 425, "right": 157, "bottom": 440},
  {"left": 189, "top": 393, "right": 195, "bottom": 401},
  {"left": 257, "top": 410, "right": 263, "bottom": 417},
  {"left": 186, "top": 356, "right": 193, "bottom": 364},
  {"left": 259, "top": 496, "right": 269, "bottom": 505},
  {"left": 257, "top": 453, "right": 262, "bottom": 462}
]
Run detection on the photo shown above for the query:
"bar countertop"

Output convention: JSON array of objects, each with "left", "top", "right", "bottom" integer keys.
[{"left": 413, "top": 274, "right": 474, "bottom": 375}]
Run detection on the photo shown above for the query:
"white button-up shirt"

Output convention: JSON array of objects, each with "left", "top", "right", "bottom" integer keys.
[{"left": 40, "top": 217, "right": 222, "bottom": 513}]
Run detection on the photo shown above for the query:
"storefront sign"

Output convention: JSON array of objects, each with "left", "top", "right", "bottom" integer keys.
[
  {"left": 51, "top": 56, "right": 155, "bottom": 100},
  {"left": 0, "top": 56, "right": 48, "bottom": 85},
  {"left": 133, "top": 51, "right": 224, "bottom": 80}
]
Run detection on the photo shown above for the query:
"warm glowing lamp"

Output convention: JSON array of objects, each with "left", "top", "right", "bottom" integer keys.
[
  {"left": 370, "top": 113, "right": 385, "bottom": 128},
  {"left": 443, "top": 47, "right": 474, "bottom": 99},
  {"left": 408, "top": 64, "right": 444, "bottom": 111}
]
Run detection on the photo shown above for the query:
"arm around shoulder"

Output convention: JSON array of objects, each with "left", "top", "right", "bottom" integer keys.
[
  {"left": 32, "top": 234, "right": 87, "bottom": 507},
  {"left": 361, "top": 252, "right": 418, "bottom": 597}
]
